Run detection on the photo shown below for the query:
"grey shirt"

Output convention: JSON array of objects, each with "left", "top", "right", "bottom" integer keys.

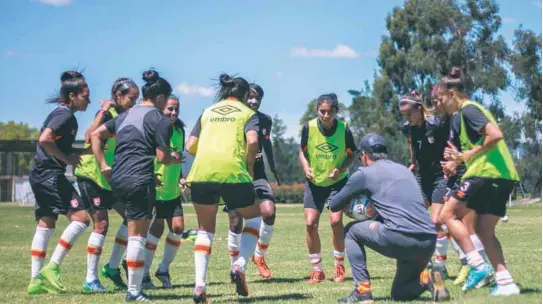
[{"left": 329, "top": 159, "right": 436, "bottom": 235}]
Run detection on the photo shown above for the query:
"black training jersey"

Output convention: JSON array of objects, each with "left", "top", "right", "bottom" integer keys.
[
  {"left": 253, "top": 111, "right": 273, "bottom": 180},
  {"left": 400, "top": 115, "right": 449, "bottom": 176},
  {"left": 31, "top": 105, "right": 78, "bottom": 179},
  {"left": 104, "top": 105, "right": 171, "bottom": 192}
]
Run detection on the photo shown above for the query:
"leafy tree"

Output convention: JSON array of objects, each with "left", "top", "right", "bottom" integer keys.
[{"left": 0, "top": 121, "right": 40, "bottom": 175}]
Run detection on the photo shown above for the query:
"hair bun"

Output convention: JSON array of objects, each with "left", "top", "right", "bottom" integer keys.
[
  {"left": 61, "top": 71, "right": 84, "bottom": 82},
  {"left": 449, "top": 67, "right": 462, "bottom": 79},
  {"left": 142, "top": 70, "right": 160, "bottom": 83},
  {"left": 219, "top": 73, "right": 234, "bottom": 87},
  {"left": 328, "top": 93, "right": 338, "bottom": 100}
]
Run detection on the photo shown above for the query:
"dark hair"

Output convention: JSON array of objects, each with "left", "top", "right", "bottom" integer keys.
[
  {"left": 141, "top": 69, "right": 172, "bottom": 101},
  {"left": 169, "top": 94, "right": 179, "bottom": 101},
  {"left": 438, "top": 67, "right": 465, "bottom": 92},
  {"left": 316, "top": 93, "right": 339, "bottom": 111},
  {"left": 111, "top": 77, "right": 138, "bottom": 103},
  {"left": 400, "top": 90, "right": 431, "bottom": 115},
  {"left": 216, "top": 73, "right": 250, "bottom": 102},
  {"left": 249, "top": 83, "right": 264, "bottom": 99},
  {"left": 365, "top": 152, "right": 388, "bottom": 161},
  {"left": 47, "top": 70, "right": 87, "bottom": 104}
]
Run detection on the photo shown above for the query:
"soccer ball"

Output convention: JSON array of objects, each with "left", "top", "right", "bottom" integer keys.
[{"left": 344, "top": 195, "right": 377, "bottom": 221}]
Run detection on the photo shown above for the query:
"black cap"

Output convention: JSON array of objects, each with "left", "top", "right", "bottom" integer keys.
[{"left": 359, "top": 133, "right": 388, "bottom": 154}]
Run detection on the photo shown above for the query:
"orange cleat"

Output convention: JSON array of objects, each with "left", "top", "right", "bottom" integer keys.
[
  {"left": 307, "top": 270, "right": 325, "bottom": 284},
  {"left": 252, "top": 255, "right": 272, "bottom": 279},
  {"left": 333, "top": 264, "right": 346, "bottom": 283}
]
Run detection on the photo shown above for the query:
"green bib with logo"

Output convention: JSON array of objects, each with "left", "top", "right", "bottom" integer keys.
[
  {"left": 155, "top": 127, "right": 184, "bottom": 201},
  {"left": 307, "top": 118, "right": 348, "bottom": 187},
  {"left": 459, "top": 101, "right": 519, "bottom": 181},
  {"left": 186, "top": 100, "right": 255, "bottom": 184},
  {"left": 75, "top": 107, "right": 119, "bottom": 190}
]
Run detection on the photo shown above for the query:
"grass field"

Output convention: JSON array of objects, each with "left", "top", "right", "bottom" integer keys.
[{"left": 0, "top": 203, "right": 541, "bottom": 304}]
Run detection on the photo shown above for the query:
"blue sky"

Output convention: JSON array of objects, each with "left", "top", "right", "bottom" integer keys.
[{"left": 1, "top": 0, "right": 541, "bottom": 139}]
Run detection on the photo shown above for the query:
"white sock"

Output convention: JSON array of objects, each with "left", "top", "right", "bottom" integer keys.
[
  {"left": 309, "top": 253, "right": 322, "bottom": 271},
  {"left": 333, "top": 250, "right": 345, "bottom": 266},
  {"left": 158, "top": 232, "right": 182, "bottom": 273},
  {"left": 30, "top": 226, "right": 55, "bottom": 279},
  {"left": 255, "top": 222, "right": 274, "bottom": 258},
  {"left": 434, "top": 236, "right": 449, "bottom": 263},
  {"left": 109, "top": 224, "right": 128, "bottom": 269},
  {"left": 466, "top": 251, "right": 485, "bottom": 270},
  {"left": 470, "top": 234, "right": 488, "bottom": 260},
  {"left": 227, "top": 230, "right": 241, "bottom": 266},
  {"left": 194, "top": 230, "right": 213, "bottom": 288},
  {"left": 450, "top": 238, "right": 467, "bottom": 265},
  {"left": 495, "top": 270, "right": 515, "bottom": 285},
  {"left": 86, "top": 232, "right": 105, "bottom": 282},
  {"left": 234, "top": 217, "right": 260, "bottom": 272},
  {"left": 50, "top": 221, "right": 87, "bottom": 265},
  {"left": 143, "top": 234, "right": 159, "bottom": 277},
  {"left": 127, "top": 236, "right": 145, "bottom": 296}
]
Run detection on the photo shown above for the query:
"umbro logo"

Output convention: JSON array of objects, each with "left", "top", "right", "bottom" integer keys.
[
  {"left": 211, "top": 105, "right": 241, "bottom": 116},
  {"left": 315, "top": 142, "right": 338, "bottom": 153}
]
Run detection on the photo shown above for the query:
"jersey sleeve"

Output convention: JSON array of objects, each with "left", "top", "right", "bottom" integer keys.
[
  {"left": 329, "top": 168, "right": 367, "bottom": 212},
  {"left": 190, "top": 115, "right": 202, "bottom": 137},
  {"left": 462, "top": 105, "right": 490, "bottom": 134},
  {"left": 261, "top": 114, "right": 273, "bottom": 141},
  {"left": 104, "top": 116, "right": 118, "bottom": 134},
  {"left": 46, "top": 109, "right": 72, "bottom": 134},
  {"left": 155, "top": 116, "right": 172, "bottom": 148},
  {"left": 244, "top": 113, "right": 260, "bottom": 134},
  {"left": 300, "top": 122, "right": 309, "bottom": 150},
  {"left": 345, "top": 125, "right": 357, "bottom": 154}
]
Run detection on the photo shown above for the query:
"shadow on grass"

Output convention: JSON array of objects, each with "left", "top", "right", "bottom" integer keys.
[
  {"left": 236, "top": 293, "right": 310, "bottom": 302},
  {"left": 521, "top": 288, "right": 542, "bottom": 295},
  {"left": 171, "top": 281, "right": 226, "bottom": 289},
  {"left": 254, "top": 277, "right": 308, "bottom": 284}
]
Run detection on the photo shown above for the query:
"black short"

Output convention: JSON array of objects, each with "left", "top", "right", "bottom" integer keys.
[
  {"left": 222, "top": 178, "right": 274, "bottom": 213},
  {"left": 304, "top": 178, "right": 347, "bottom": 213},
  {"left": 452, "top": 177, "right": 515, "bottom": 217},
  {"left": 29, "top": 173, "right": 85, "bottom": 221},
  {"left": 113, "top": 184, "right": 155, "bottom": 221},
  {"left": 190, "top": 182, "right": 255, "bottom": 210},
  {"left": 417, "top": 174, "right": 448, "bottom": 204},
  {"left": 77, "top": 177, "right": 117, "bottom": 211},
  {"left": 154, "top": 196, "right": 184, "bottom": 219}
]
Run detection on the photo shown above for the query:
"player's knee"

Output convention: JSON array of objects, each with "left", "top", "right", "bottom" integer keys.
[
  {"left": 330, "top": 217, "right": 343, "bottom": 228},
  {"left": 390, "top": 286, "right": 415, "bottom": 301},
  {"left": 432, "top": 215, "right": 442, "bottom": 226},
  {"left": 171, "top": 226, "right": 184, "bottom": 235},
  {"left": 261, "top": 206, "right": 275, "bottom": 225},
  {"left": 93, "top": 219, "right": 109, "bottom": 235},
  {"left": 306, "top": 221, "right": 319, "bottom": 232},
  {"left": 228, "top": 214, "right": 243, "bottom": 233}
]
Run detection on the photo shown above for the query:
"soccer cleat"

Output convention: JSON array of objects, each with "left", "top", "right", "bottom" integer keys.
[
  {"left": 101, "top": 263, "right": 128, "bottom": 290},
  {"left": 230, "top": 264, "right": 249, "bottom": 297},
  {"left": 252, "top": 255, "right": 272, "bottom": 279},
  {"left": 489, "top": 283, "right": 520, "bottom": 296},
  {"left": 307, "top": 270, "right": 325, "bottom": 284},
  {"left": 462, "top": 263, "right": 493, "bottom": 291},
  {"left": 141, "top": 274, "right": 157, "bottom": 290},
  {"left": 423, "top": 267, "right": 450, "bottom": 301},
  {"left": 453, "top": 265, "right": 470, "bottom": 285},
  {"left": 338, "top": 282, "right": 373, "bottom": 303},
  {"left": 182, "top": 230, "right": 198, "bottom": 243},
  {"left": 125, "top": 291, "right": 150, "bottom": 302},
  {"left": 333, "top": 264, "right": 346, "bottom": 283},
  {"left": 155, "top": 270, "right": 173, "bottom": 289},
  {"left": 83, "top": 279, "right": 108, "bottom": 293},
  {"left": 40, "top": 263, "right": 67, "bottom": 292},
  {"left": 193, "top": 286, "right": 210, "bottom": 304},
  {"left": 27, "top": 276, "right": 58, "bottom": 295}
]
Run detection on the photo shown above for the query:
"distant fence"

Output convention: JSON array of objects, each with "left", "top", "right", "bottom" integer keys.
[{"left": 1, "top": 175, "right": 79, "bottom": 205}]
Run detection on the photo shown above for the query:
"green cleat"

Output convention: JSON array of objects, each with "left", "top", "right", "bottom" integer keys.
[
  {"left": 27, "top": 276, "right": 58, "bottom": 295},
  {"left": 39, "top": 263, "right": 67, "bottom": 292},
  {"left": 101, "top": 263, "right": 127, "bottom": 290},
  {"left": 453, "top": 265, "right": 470, "bottom": 286}
]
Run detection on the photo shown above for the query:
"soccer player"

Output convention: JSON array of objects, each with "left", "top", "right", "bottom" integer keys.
[
  {"left": 399, "top": 91, "right": 451, "bottom": 276},
  {"left": 329, "top": 133, "right": 450, "bottom": 303},
  {"left": 299, "top": 93, "right": 356, "bottom": 284},
  {"left": 436, "top": 67, "right": 520, "bottom": 296},
  {"left": 27, "top": 71, "right": 91, "bottom": 295},
  {"left": 142, "top": 94, "right": 186, "bottom": 289},
  {"left": 91, "top": 69, "right": 182, "bottom": 301},
  {"left": 185, "top": 74, "right": 261, "bottom": 302},
  {"left": 225, "top": 83, "right": 280, "bottom": 279},
  {"left": 75, "top": 78, "right": 139, "bottom": 292}
]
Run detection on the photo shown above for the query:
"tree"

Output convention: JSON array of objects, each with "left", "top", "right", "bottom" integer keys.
[
  {"left": 270, "top": 115, "right": 305, "bottom": 184},
  {"left": 0, "top": 121, "right": 40, "bottom": 175}
]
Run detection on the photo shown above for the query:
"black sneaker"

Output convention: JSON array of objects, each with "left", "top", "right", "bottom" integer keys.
[
  {"left": 338, "top": 289, "right": 374, "bottom": 303},
  {"left": 141, "top": 274, "right": 157, "bottom": 290},
  {"left": 193, "top": 286, "right": 209, "bottom": 304},
  {"left": 155, "top": 270, "right": 172, "bottom": 289},
  {"left": 125, "top": 291, "right": 150, "bottom": 302}
]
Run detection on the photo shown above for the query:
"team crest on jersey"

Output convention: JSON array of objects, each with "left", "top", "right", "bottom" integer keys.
[
  {"left": 71, "top": 129, "right": 76, "bottom": 135},
  {"left": 262, "top": 128, "right": 267, "bottom": 135},
  {"left": 70, "top": 198, "right": 79, "bottom": 208},
  {"left": 93, "top": 197, "right": 101, "bottom": 206},
  {"left": 427, "top": 136, "right": 434, "bottom": 144}
]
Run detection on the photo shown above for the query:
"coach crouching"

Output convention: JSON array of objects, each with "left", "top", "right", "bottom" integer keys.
[{"left": 328, "top": 133, "right": 450, "bottom": 303}]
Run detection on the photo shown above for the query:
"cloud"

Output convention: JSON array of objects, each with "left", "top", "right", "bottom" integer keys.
[
  {"left": 533, "top": 0, "right": 542, "bottom": 8},
  {"left": 176, "top": 82, "right": 214, "bottom": 97},
  {"left": 35, "top": 0, "right": 72, "bottom": 6},
  {"left": 3, "top": 50, "right": 23, "bottom": 58},
  {"left": 289, "top": 44, "right": 359, "bottom": 59},
  {"left": 502, "top": 17, "right": 517, "bottom": 24}
]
